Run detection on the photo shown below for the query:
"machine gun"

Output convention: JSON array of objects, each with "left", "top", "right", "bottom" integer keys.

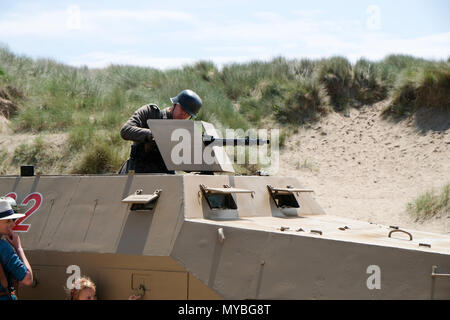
[
  {"left": 147, "top": 120, "right": 271, "bottom": 173},
  {"left": 202, "top": 134, "right": 270, "bottom": 147}
]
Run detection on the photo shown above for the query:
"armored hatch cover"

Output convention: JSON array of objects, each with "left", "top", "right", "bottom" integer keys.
[{"left": 147, "top": 120, "right": 235, "bottom": 173}]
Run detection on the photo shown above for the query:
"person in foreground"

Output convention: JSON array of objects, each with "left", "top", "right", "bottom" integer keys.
[
  {"left": 69, "top": 276, "right": 97, "bottom": 300},
  {"left": 0, "top": 198, "right": 33, "bottom": 300},
  {"left": 69, "top": 276, "right": 142, "bottom": 300}
]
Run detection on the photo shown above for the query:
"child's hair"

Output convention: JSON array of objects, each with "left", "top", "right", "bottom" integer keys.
[{"left": 68, "top": 276, "right": 96, "bottom": 300}]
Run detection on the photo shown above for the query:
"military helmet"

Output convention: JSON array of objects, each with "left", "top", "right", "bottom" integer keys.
[{"left": 170, "top": 89, "right": 202, "bottom": 118}]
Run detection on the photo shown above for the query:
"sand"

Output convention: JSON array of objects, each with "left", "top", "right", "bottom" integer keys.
[
  {"left": 0, "top": 116, "right": 68, "bottom": 174},
  {"left": 278, "top": 100, "right": 450, "bottom": 235}
]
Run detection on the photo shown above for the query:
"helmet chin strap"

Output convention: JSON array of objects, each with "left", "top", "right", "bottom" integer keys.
[{"left": 170, "top": 104, "right": 177, "bottom": 118}]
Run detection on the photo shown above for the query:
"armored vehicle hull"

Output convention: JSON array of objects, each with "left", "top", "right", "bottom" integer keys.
[{"left": 1, "top": 173, "right": 449, "bottom": 299}]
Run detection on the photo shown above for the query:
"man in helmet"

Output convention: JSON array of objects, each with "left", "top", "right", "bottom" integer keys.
[{"left": 119, "top": 89, "right": 202, "bottom": 174}]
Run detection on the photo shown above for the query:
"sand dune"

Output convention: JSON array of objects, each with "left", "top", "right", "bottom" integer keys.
[{"left": 278, "top": 100, "right": 450, "bottom": 234}]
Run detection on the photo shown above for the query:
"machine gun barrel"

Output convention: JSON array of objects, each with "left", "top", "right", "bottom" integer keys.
[{"left": 203, "top": 135, "right": 270, "bottom": 146}]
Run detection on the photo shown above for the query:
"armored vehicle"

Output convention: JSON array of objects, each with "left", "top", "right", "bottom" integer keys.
[{"left": 1, "top": 120, "right": 449, "bottom": 300}]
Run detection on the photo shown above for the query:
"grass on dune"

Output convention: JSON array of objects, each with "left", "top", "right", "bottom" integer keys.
[
  {"left": 382, "top": 63, "right": 450, "bottom": 117},
  {"left": 1, "top": 45, "right": 448, "bottom": 174},
  {"left": 407, "top": 184, "right": 450, "bottom": 222}
]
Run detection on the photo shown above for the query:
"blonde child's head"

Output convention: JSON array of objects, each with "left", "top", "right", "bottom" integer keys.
[{"left": 69, "top": 276, "right": 97, "bottom": 300}]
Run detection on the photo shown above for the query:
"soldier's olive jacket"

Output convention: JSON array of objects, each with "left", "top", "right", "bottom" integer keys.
[{"left": 120, "top": 104, "right": 172, "bottom": 144}]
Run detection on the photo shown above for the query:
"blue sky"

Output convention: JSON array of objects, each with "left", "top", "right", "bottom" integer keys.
[{"left": 0, "top": 0, "right": 449, "bottom": 69}]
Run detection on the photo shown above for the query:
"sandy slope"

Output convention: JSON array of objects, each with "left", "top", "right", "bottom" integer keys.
[
  {"left": 278, "top": 100, "right": 450, "bottom": 235},
  {"left": 0, "top": 116, "right": 68, "bottom": 174}
]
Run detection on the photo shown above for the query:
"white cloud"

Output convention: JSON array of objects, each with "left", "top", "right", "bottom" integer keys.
[
  {"left": 0, "top": 11, "right": 68, "bottom": 37},
  {"left": 191, "top": 16, "right": 450, "bottom": 63},
  {"left": 252, "top": 12, "right": 283, "bottom": 21},
  {"left": 67, "top": 50, "right": 278, "bottom": 70},
  {"left": 0, "top": 7, "right": 195, "bottom": 38},
  {"left": 67, "top": 51, "right": 195, "bottom": 69},
  {"left": 1, "top": 4, "right": 448, "bottom": 69},
  {"left": 354, "top": 32, "right": 450, "bottom": 61},
  {"left": 206, "top": 54, "right": 276, "bottom": 67},
  {"left": 205, "top": 45, "right": 266, "bottom": 53},
  {"left": 293, "top": 10, "right": 324, "bottom": 17},
  {"left": 93, "top": 9, "right": 194, "bottom": 22},
  {"left": 65, "top": 29, "right": 450, "bottom": 69}
]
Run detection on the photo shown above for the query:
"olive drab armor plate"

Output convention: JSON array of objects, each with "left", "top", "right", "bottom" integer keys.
[{"left": 1, "top": 121, "right": 449, "bottom": 300}]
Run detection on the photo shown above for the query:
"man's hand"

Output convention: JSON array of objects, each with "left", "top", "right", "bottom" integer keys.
[
  {"left": 7, "top": 230, "right": 34, "bottom": 286},
  {"left": 6, "top": 230, "right": 22, "bottom": 251}
]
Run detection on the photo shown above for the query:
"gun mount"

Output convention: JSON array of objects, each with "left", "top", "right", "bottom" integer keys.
[{"left": 147, "top": 120, "right": 272, "bottom": 174}]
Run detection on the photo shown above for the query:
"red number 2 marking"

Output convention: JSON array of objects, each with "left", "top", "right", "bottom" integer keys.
[
  {"left": 4, "top": 192, "right": 43, "bottom": 232},
  {"left": 4, "top": 192, "right": 17, "bottom": 201}
]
